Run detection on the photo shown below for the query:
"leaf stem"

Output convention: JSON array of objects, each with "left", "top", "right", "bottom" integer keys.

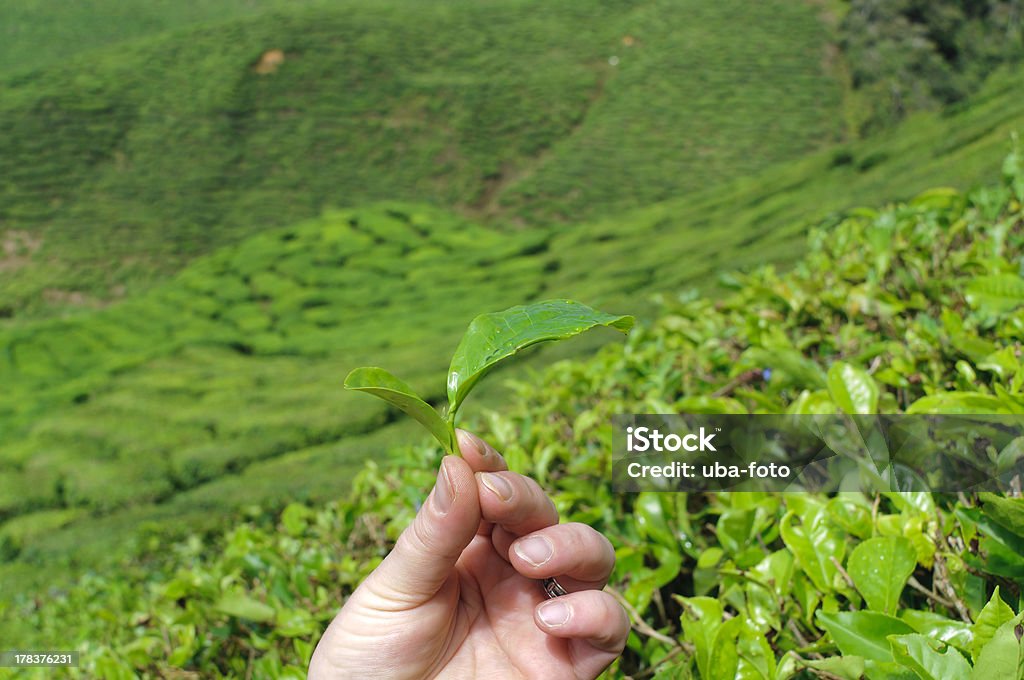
[{"left": 445, "top": 412, "right": 458, "bottom": 457}]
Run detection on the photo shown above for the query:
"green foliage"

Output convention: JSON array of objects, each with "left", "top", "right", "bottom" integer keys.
[
  {"left": 839, "top": 0, "right": 1024, "bottom": 132},
  {"left": 848, "top": 537, "right": 917, "bottom": 615},
  {"left": 445, "top": 300, "right": 634, "bottom": 416},
  {"left": 0, "top": 0, "right": 845, "bottom": 317},
  {"left": 344, "top": 367, "right": 456, "bottom": 454},
  {"left": 0, "top": 205, "right": 546, "bottom": 527},
  {"left": 6, "top": 158, "right": 1024, "bottom": 677},
  {"left": 828, "top": 361, "right": 881, "bottom": 415},
  {"left": 348, "top": 300, "right": 633, "bottom": 453},
  {"left": 0, "top": 0, "right": 324, "bottom": 77}
]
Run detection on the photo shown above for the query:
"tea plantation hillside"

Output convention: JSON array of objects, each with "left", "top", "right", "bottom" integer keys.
[
  {"left": 6, "top": 55, "right": 1024, "bottom": 593},
  {"left": 4, "top": 154, "right": 1024, "bottom": 677},
  {"left": 0, "top": 0, "right": 844, "bottom": 318},
  {"left": 0, "top": 0, "right": 326, "bottom": 76},
  {"left": 3, "top": 55, "right": 1024, "bottom": 608}
]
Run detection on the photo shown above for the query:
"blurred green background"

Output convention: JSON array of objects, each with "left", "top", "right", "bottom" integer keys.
[{"left": 2, "top": 1, "right": 1024, "bottom": 677}]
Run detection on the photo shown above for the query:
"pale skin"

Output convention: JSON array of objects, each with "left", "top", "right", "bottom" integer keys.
[{"left": 309, "top": 430, "right": 630, "bottom": 679}]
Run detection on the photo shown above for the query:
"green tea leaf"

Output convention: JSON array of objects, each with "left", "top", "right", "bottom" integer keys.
[
  {"left": 280, "top": 503, "right": 312, "bottom": 537},
  {"left": 827, "top": 496, "right": 873, "bottom": 539},
  {"left": 978, "top": 492, "right": 1024, "bottom": 536},
  {"left": 899, "top": 611, "right": 973, "bottom": 651},
  {"left": 888, "top": 634, "right": 972, "bottom": 680},
  {"left": 965, "top": 274, "right": 1024, "bottom": 314},
  {"left": 801, "top": 656, "right": 866, "bottom": 680},
  {"left": 905, "top": 392, "right": 1009, "bottom": 415},
  {"left": 679, "top": 596, "right": 725, "bottom": 679},
  {"left": 736, "top": 624, "right": 776, "bottom": 679},
  {"left": 971, "top": 587, "right": 1016, "bottom": 661},
  {"left": 848, "top": 536, "right": 917, "bottom": 615},
  {"left": 957, "top": 508, "right": 1024, "bottom": 581},
  {"left": 863, "top": 659, "right": 919, "bottom": 680},
  {"left": 740, "top": 346, "right": 826, "bottom": 389},
  {"left": 214, "top": 593, "right": 276, "bottom": 623},
  {"left": 274, "top": 608, "right": 317, "bottom": 637},
  {"left": 634, "top": 492, "right": 677, "bottom": 549},
  {"left": 344, "top": 367, "right": 455, "bottom": 454},
  {"left": 996, "top": 438, "right": 1024, "bottom": 475},
  {"left": 971, "top": 613, "right": 1024, "bottom": 679},
  {"left": 446, "top": 299, "right": 633, "bottom": 415},
  {"left": 708, "top": 616, "right": 742, "bottom": 679},
  {"left": 828, "top": 361, "right": 880, "bottom": 414},
  {"left": 780, "top": 508, "right": 844, "bottom": 592},
  {"left": 816, "top": 610, "right": 914, "bottom": 662}
]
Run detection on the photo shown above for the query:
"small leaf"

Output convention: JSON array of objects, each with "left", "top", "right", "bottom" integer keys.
[
  {"left": 280, "top": 503, "right": 312, "bottom": 537},
  {"left": 679, "top": 596, "right": 724, "bottom": 679},
  {"left": 708, "top": 616, "right": 742, "bottom": 679},
  {"left": 848, "top": 536, "right": 917, "bottom": 615},
  {"left": 971, "top": 613, "right": 1024, "bottom": 679},
  {"left": 345, "top": 367, "right": 455, "bottom": 454},
  {"left": 634, "top": 493, "right": 676, "bottom": 549},
  {"left": 801, "top": 656, "right": 866, "bottom": 680},
  {"left": 965, "top": 274, "right": 1024, "bottom": 314},
  {"left": 979, "top": 347, "right": 1021, "bottom": 381},
  {"left": 275, "top": 608, "right": 318, "bottom": 638},
  {"left": 740, "top": 347, "right": 826, "bottom": 389},
  {"left": 889, "top": 634, "right": 972, "bottom": 680},
  {"left": 816, "top": 610, "right": 914, "bottom": 662},
  {"left": 214, "top": 593, "right": 276, "bottom": 622},
  {"left": 780, "top": 508, "right": 844, "bottom": 592},
  {"left": 996, "top": 438, "right": 1024, "bottom": 475},
  {"left": 828, "top": 361, "right": 880, "bottom": 414},
  {"left": 972, "top": 587, "right": 1016, "bottom": 661},
  {"left": 446, "top": 299, "right": 633, "bottom": 415},
  {"left": 1003, "top": 141, "right": 1024, "bottom": 202},
  {"left": 957, "top": 508, "right": 1024, "bottom": 581},
  {"left": 978, "top": 492, "right": 1024, "bottom": 536},
  {"left": 863, "top": 659, "right": 919, "bottom": 680},
  {"left": 905, "top": 392, "right": 1010, "bottom": 415},
  {"left": 827, "top": 496, "right": 874, "bottom": 539},
  {"left": 900, "top": 610, "right": 973, "bottom": 651}
]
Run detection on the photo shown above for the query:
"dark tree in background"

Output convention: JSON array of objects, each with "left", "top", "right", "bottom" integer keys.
[{"left": 841, "top": 0, "right": 1023, "bottom": 132}]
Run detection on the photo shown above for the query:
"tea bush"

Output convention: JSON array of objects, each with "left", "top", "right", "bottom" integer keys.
[{"left": 5, "top": 156, "right": 1024, "bottom": 678}]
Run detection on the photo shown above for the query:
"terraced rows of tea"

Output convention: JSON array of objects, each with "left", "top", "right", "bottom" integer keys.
[
  {"left": 5, "top": 60, "right": 1024, "bottom": 576},
  {"left": 0, "top": 0, "right": 843, "bottom": 318},
  {"left": 0, "top": 206, "right": 541, "bottom": 526}
]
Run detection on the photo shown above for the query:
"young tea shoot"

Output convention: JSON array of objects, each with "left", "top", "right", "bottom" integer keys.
[{"left": 344, "top": 299, "right": 634, "bottom": 455}]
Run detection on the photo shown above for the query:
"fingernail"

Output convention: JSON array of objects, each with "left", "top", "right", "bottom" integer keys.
[
  {"left": 479, "top": 472, "right": 513, "bottom": 501},
  {"left": 457, "top": 429, "right": 486, "bottom": 456},
  {"left": 514, "top": 536, "right": 553, "bottom": 567},
  {"left": 458, "top": 430, "right": 503, "bottom": 463},
  {"left": 432, "top": 460, "right": 454, "bottom": 515},
  {"left": 538, "top": 601, "right": 571, "bottom": 627}
]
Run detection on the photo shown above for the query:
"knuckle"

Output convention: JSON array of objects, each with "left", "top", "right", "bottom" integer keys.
[
  {"left": 561, "top": 524, "right": 614, "bottom": 568},
  {"left": 406, "top": 514, "right": 455, "bottom": 560},
  {"left": 592, "top": 597, "right": 630, "bottom": 648}
]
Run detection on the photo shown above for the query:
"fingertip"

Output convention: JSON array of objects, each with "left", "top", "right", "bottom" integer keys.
[
  {"left": 456, "top": 429, "right": 507, "bottom": 471},
  {"left": 532, "top": 591, "right": 630, "bottom": 655},
  {"left": 536, "top": 599, "right": 573, "bottom": 629},
  {"left": 439, "top": 454, "right": 475, "bottom": 498},
  {"left": 431, "top": 458, "right": 455, "bottom": 515},
  {"left": 429, "top": 455, "right": 478, "bottom": 519},
  {"left": 456, "top": 428, "right": 484, "bottom": 456}
]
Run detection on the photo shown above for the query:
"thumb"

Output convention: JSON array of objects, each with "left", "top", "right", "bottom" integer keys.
[{"left": 364, "top": 456, "right": 481, "bottom": 605}]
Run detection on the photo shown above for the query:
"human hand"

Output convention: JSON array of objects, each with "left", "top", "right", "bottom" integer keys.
[{"left": 308, "top": 430, "right": 629, "bottom": 679}]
